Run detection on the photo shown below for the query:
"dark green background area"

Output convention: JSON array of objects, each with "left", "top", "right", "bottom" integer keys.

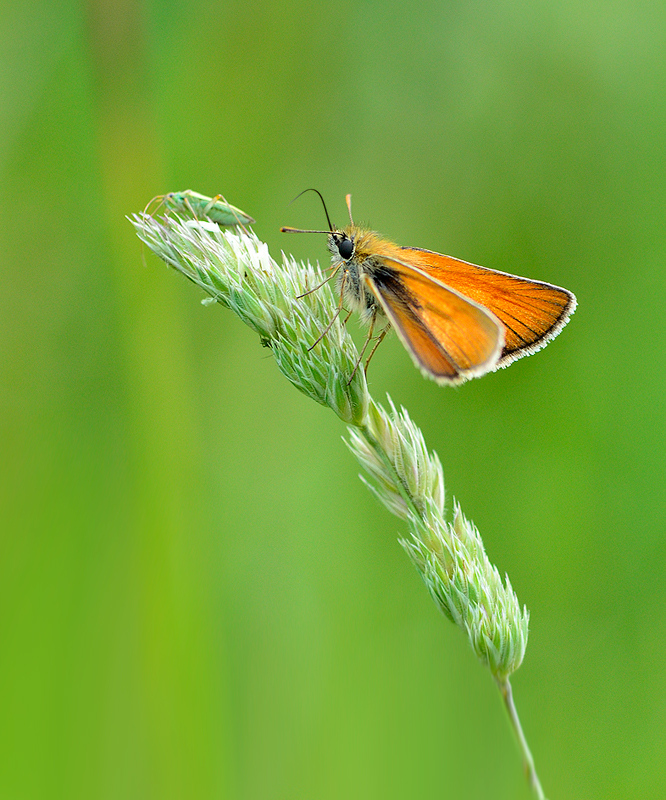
[{"left": 2, "top": 1, "right": 664, "bottom": 797}]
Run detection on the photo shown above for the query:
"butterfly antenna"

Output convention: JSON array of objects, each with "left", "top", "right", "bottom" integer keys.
[{"left": 288, "top": 188, "right": 335, "bottom": 232}]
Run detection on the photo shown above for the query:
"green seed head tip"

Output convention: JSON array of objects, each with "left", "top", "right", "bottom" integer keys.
[{"left": 131, "top": 193, "right": 369, "bottom": 424}]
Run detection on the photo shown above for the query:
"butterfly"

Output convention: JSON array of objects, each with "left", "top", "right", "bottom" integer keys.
[{"left": 282, "top": 192, "right": 576, "bottom": 384}]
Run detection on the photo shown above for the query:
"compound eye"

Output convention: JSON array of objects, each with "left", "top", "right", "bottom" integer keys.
[{"left": 337, "top": 236, "right": 354, "bottom": 260}]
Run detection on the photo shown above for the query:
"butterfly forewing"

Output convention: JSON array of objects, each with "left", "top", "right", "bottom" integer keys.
[
  {"left": 363, "top": 259, "right": 504, "bottom": 383},
  {"left": 395, "top": 247, "right": 576, "bottom": 365}
]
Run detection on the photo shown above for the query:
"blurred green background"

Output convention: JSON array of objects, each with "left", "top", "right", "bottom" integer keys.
[{"left": 2, "top": 0, "right": 665, "bottom": 797}]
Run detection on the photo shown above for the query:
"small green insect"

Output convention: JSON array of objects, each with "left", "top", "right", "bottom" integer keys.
[{"left": 147, "top": 190, "right": 255, "bottom": 227}]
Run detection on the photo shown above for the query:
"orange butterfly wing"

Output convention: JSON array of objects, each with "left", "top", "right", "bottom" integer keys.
[
  {"left": 362, "top": 260, "right": 504, "bottom": 384},
  {"left": 394, "top": 247, "right": 577, "bottom": 367}
]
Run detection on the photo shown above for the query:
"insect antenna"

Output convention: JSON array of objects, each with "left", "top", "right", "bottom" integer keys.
[{"left": 285, "top": 188, "right": 335, "bottom": 232}]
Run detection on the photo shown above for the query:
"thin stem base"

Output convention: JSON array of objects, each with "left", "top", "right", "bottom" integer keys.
[{"left": 497, "top": 678, "right": 547, "bottom": 800}]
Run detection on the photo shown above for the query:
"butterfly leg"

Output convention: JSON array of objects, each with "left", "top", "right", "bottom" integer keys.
[
  {"left": 363, "top": 321, "right": 391, "bottom": 374},
  {"left": 307, "top": 270, "right": 347, "bottom": 351},
  {"left": 297, "top": 264, "right": 342, "bottom": 299},
  {"left": 347, "top": 306, "right": 383, "bottom": 384}
]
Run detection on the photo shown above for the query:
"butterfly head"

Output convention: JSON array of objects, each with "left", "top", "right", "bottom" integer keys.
[{"left": 329, "top": 230, "right": 355, "bottom": 262}]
